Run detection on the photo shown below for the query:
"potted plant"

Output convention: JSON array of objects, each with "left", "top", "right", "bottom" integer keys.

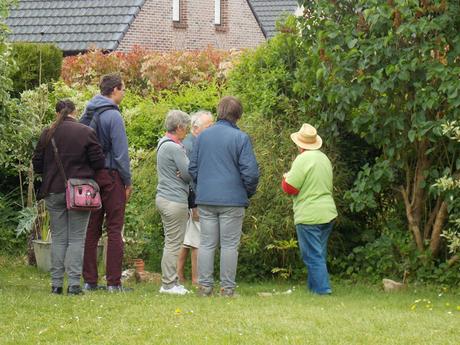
[{"left": 16, "top": 199, "right": 51, "bottom": 271}]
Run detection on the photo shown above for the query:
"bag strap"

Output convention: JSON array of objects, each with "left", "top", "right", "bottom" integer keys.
[
  {"left": 51, "top": 138, "right": 68, "bottom": 188},
  {"left": 157, "top": 139, "right": 175, "bottom": 152}
]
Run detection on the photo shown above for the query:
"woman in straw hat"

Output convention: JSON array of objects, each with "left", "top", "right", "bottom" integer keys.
[{"left": 282, "top": 123, "right": 337, "bottom": 295}]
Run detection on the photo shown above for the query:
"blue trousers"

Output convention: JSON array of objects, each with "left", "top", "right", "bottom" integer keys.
[{"left": 296, "top": 222, "right": 334, "bottom": 294}]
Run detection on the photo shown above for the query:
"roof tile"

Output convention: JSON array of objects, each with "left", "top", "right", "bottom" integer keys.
[
  {"left": 247, "top": 0, "right": 298, "bottom": 38},
  {"left": 6, "top": 0, "right": 145, "bottom": 52}
]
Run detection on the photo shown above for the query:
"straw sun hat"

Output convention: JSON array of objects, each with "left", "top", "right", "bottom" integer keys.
[{"left": 290, "top": 123, "right": 322, "bottom": 150}]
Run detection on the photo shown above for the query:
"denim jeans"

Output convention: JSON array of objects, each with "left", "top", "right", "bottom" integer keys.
[
  {"left": 296, "top": 222, "right": 334, "bottom": 294},
  {"left": 198, "top": 205, "right": 245, "bottom": 289}
]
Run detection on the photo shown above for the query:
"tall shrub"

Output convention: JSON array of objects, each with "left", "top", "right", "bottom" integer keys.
[
  {"left": 294, "top": 0, "right": 460, "bottom": 266},
  {"left": 228, "top": 17, "right": 378, "bottom": 280},
  {"left": 61, "top": 47, "right": 230, "bottom": 94},
  {"left": 9, "top": 43, "right": 62, "bottom": 96}
]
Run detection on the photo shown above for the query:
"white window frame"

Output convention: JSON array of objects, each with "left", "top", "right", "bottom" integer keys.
[
  {"left": 173, "top": 0, "right": 180, "bottom": 22},
  {"left": 214, "top": 0, "right": 221, "bottom": 25}
]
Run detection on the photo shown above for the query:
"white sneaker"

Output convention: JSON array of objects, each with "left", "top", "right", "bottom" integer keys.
[{"left": 159, "top": 284, "right": 190, "bottom": 295}]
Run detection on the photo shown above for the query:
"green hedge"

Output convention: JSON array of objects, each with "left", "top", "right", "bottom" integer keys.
[{"left": 10, "top": 43, "right": 62, "bottom": 96}]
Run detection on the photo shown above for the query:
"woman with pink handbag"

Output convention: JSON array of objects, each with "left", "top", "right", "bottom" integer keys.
[{"left": 32, "top": 100, "right": 105, "bottom": 295}]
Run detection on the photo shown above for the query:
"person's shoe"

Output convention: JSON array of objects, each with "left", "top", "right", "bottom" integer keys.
[
  {"left": 198, "top": 285, "right": 213, "bottom": 297},
  {"left": 83, "top": 283, "right": 97, "bottom": 291},
  {"left": 51, "top": 286, "right": 63, "bottom": 295},
  {"left": 220, "top": 287, "right": 238, "bottom": 297},
  {"left": 159, "top": 284, "right": 190, "bottom": 295},
  {"left": 83, "top": 283, "right": 107, "bottom": 291},
  {"left": 67, "top": 285, "right": 84, "bottom": 295},
  {"left": 107, "top": 285, "right": 133, "bottom": 293}
]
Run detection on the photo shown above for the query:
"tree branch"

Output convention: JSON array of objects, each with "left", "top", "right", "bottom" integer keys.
[
  {"left": 400, "top": 186, "right": 424, "bottom": 251},
  {"left": 448, "top": 255, "right": 460, "bottom": 267},
  {"left": 423, "top": 198, "right": 442, "bottom": 240}
]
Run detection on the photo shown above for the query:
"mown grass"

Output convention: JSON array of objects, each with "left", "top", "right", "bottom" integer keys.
[{"left": 0, "top": 256, "right": 459, "bottom": 345}]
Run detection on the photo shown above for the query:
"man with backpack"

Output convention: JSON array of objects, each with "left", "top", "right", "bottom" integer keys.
[{"left": 80, "top": 73, "right": 132, "bottom": 292}]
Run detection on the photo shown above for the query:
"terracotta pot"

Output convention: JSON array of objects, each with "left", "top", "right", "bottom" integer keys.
[{"left": 134, "top": 259, "right": 145, "bottom": 273}]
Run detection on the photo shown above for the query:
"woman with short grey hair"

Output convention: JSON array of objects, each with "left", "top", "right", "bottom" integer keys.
[
  {"left": 165, "top": 110, "right": 192, "bottom": 133},
  {"left": 156, "top": 109, "right": 192, "bottom": 295}
]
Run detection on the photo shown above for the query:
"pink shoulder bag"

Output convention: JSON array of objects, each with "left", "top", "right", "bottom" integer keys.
[{"left": 51, "top": 138, "right": 102, "bottom": 211}]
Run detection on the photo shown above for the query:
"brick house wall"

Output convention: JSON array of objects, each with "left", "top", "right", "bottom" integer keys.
[{"left": 118, "top": 0, "right": 265, "bottom": 51}]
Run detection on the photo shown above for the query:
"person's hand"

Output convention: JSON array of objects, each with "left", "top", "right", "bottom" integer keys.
[
  {"left": 176, "top": 170, "right": 182, "bottom": 179},
  {"left": 283, "top": 173, "right": 288, "bottom": 179},
  {"left": 191, "top": 207, "right": 200, "bottom": 222},
  {"left": 125, "top": 185, "right": 133, "bottom": 202}
]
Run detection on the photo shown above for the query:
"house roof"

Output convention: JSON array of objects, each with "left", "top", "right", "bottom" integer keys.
[
  {"left": 5, "top": 0, "right": 145, "bottom": 52},
  {"left": 247, "top": 0, "right": 299, "bottom": 38}
]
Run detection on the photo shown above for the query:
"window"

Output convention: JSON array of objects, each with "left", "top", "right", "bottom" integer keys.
[
  {"left": 215, "top": 0, "right": 227, "bottom": 31},
  {"left": 172, "top": 0, "right": 180, "bottom": 22},
  {"left": 172, "top": 0, "right": 187, "bottom": 28},
  {"left": 214, "top": 0, "right": 221, "bottom": 25}
]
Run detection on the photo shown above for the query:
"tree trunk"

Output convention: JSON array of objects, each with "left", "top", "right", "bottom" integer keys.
[
  {"left": 429, "top": 201, "right": 448, "bottom": 257},
  {"left": 400, "top": 186, "right": 424, "bottom": 251},
  {"left": 400, "top": 140, "right": 431, "bottom": 252}
]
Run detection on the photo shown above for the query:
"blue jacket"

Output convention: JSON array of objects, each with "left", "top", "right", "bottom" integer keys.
[
  {"left": 189, "top": 120, "right": 259, "bottom": 207},
  {"left": 80, "top": 95, "right": 132, "bottom": 186}
]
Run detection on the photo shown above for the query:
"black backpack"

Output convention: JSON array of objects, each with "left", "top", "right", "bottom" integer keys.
[{"left": 80, "top": 105, "right": 118, "bottom": 154}]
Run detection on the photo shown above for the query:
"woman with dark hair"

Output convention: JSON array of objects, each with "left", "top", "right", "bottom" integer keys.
[{"left": 33, "top": 100, "right": 105, "bottom": 295}]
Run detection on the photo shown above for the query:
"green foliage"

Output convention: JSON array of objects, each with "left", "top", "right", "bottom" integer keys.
[
  {"left": 124, "top": 150, "right": 163, "bottom": 271},
  {"left": 125, "top": 83, "right": 222, "bottom": 149},
  {"left": 50, "top": 80, "right": 97, "bottom": 117},
  {"left": 0, "top": 190, "right": 25, "bottom": 255},
  {"left": 122, "top": 82, "right": 222, "bottom": 268},
  {"left": 0, "top": 1, "right": 17, "bottom": 150},
  {"left": 295, "top": 0, "right": 460, "bottom": 258},
  {"left": 0, "top": 84, "right": 51, "bottom": 176},
  {"left": 228, "top": 16, "right": 378, "bottom": 281},
  {"left": 228, "top": 17, "right": 300, "bottom": 126},
  {"left": 15, "top": 200, "right": 49, "bottom": 241},
  {"left": 9, "top": 43, "right": 62, "bottom": 96}
]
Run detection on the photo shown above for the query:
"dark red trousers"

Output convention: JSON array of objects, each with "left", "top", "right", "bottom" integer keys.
[{"left": 83, "top": 169, "right": 126, "bottom": 286}]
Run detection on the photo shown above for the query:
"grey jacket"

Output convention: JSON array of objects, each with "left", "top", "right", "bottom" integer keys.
[
  {"left": 80, "top": 94, "right": 132, "bottom": 186},
  {"left": 156, "top": 136, "right": 191, "bottom": 204}
]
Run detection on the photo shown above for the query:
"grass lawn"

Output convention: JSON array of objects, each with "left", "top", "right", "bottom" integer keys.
[{"left": 0, "top": 256, "right": 459, "bottom": 345}]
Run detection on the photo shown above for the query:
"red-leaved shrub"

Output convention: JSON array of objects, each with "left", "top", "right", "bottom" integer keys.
[{"left": 61, "top": 46, "right": 234, "bottom": 94}]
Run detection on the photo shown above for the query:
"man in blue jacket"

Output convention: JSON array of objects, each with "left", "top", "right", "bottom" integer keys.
[
  {"left": 189, "top": 96, "right": 259, "bottom": 297},
  {"left": 80, "top": 74, "right": 132, "bottom": 292}
]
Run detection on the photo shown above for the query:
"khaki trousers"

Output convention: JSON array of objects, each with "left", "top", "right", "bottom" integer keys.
[{"left": 156, "top": 196, "right": 188, "bottom": 288}]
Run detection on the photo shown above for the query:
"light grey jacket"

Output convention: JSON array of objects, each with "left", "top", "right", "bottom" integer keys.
[{"left": 156, "top": 136, "right": 191, "bottom": 204}]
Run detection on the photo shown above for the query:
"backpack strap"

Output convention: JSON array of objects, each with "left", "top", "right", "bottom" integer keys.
[{"left": 87, "top": 105, "right": 118, "bottom": 170}]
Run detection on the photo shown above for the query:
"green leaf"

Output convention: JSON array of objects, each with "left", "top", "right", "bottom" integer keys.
[
  {"left": 408, "top": 130, "right": 416, "bottom": 143},
  {"left": 347, "top": 38, "right": 358, "bottom": 49}
]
